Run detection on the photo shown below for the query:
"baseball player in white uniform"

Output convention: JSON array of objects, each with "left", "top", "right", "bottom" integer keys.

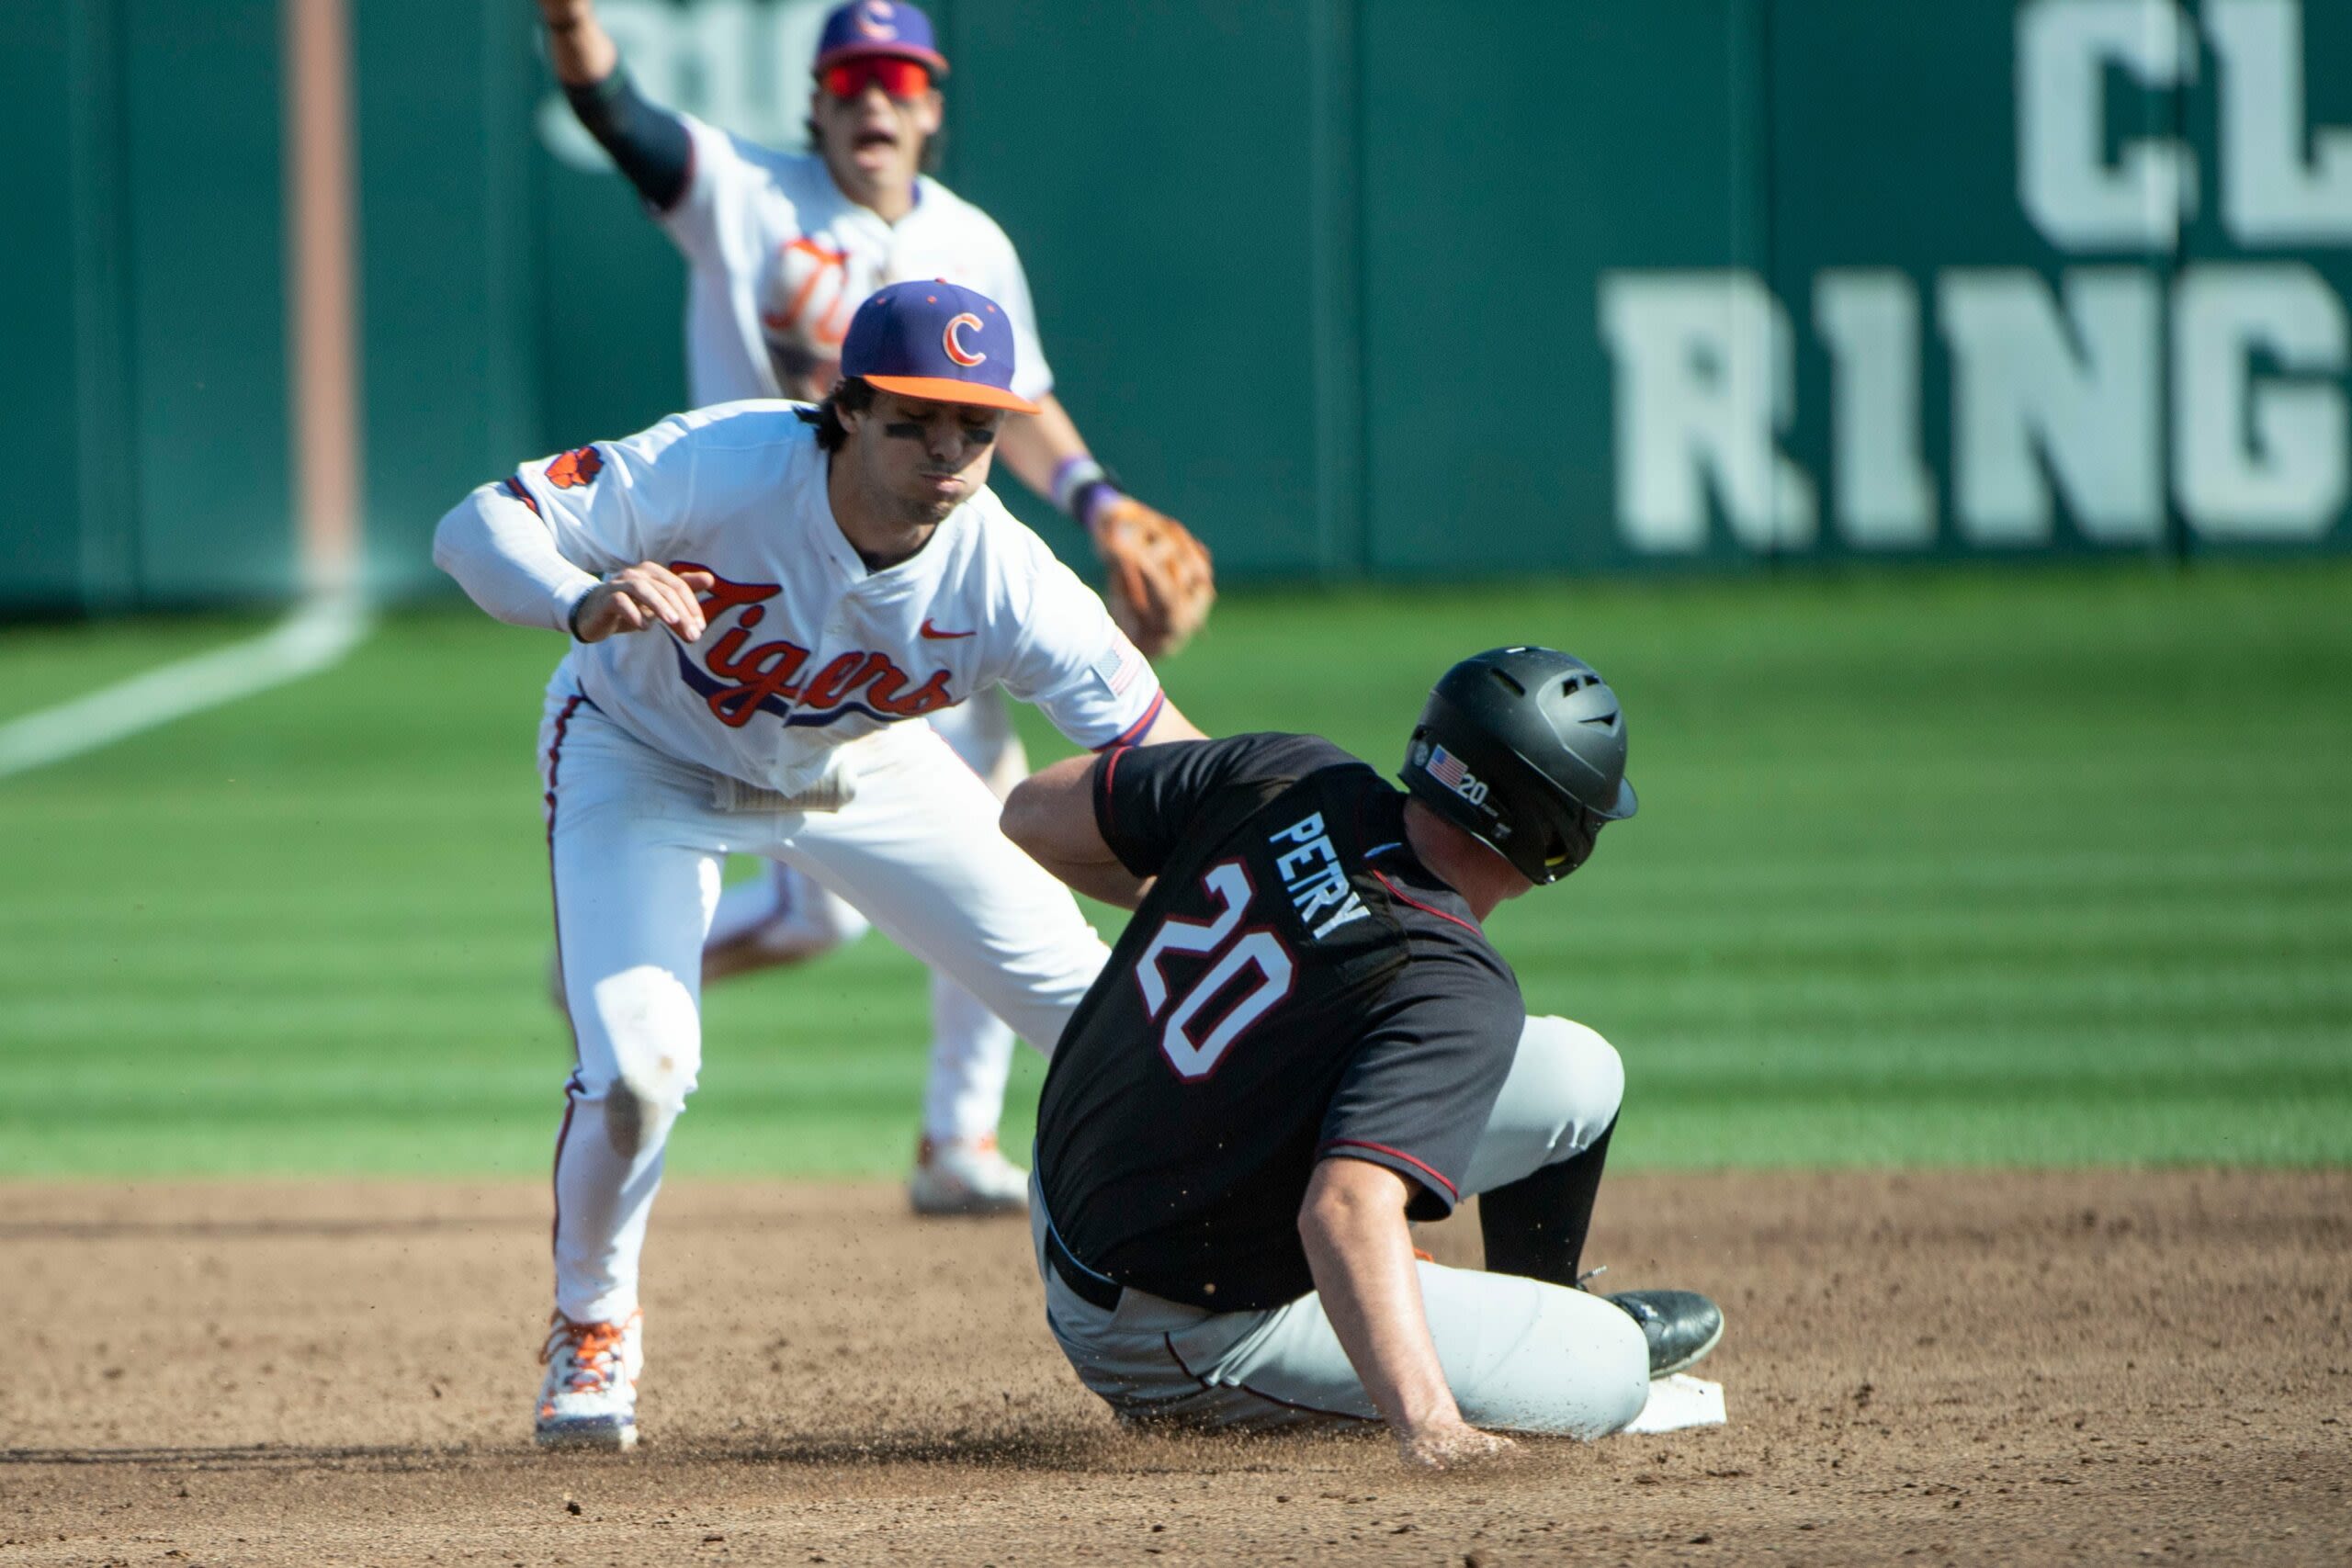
[
  {"left": 537, "top": 0, "right": 1217, "bottom": 1214},
  {"left": 433, "top": 280, "right": 1204, "bottom": 1450}
]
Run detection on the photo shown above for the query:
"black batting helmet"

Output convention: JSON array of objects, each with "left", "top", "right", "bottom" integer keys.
[{"left": 1399, "top": 647, "right": 1636, "bottom": 886}]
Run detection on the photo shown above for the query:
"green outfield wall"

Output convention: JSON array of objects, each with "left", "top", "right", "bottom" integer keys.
[{"left": 6, "top": 0, "right": 2352, "bottom": 613}]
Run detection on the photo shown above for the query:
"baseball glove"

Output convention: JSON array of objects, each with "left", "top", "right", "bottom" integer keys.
[{"left": 1093, "top": 497, "right": 1215, "bottom": 658}]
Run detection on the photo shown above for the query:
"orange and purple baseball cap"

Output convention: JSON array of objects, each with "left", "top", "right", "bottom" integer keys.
[
  {"left": 814, "top": 1, "right": 949, "bottom": 77},
  {"left": 841, "top": 280, "right": 1036, "bottom": 414}
]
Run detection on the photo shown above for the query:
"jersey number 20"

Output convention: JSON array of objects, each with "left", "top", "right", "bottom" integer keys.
[{"left": 1133, "top": 862, "right": 1296, "bottom": 1080}]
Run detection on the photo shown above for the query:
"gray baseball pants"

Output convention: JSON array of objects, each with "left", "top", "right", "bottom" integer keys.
[{"left": 1031, "top": 1015, "right": 1651, "bottom": 1437}]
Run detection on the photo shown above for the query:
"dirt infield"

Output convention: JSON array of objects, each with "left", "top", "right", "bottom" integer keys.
[{"left": 4, "top": 1171, "right": 2345, "bottom": 1566}]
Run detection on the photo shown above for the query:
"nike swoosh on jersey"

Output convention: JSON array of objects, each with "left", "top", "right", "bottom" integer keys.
[{"left": 920, "top": 618, "right": 976, "bottom": 639}]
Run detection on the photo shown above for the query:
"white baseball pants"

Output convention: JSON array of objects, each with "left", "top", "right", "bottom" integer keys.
[
  {"left": 700, "top": 690, "right": 1026, "bottom": 1144},
  {"left": 539, "top": 684, "right": 1106, "bottom": 1324},
  {"left": 1031, "top": 1017, "right": 1650, "bottom": 1438}
]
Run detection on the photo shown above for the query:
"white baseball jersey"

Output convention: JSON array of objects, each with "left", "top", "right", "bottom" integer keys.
[
  {"left": 492, "top": 401, "right": 1159, "bottom": 795},
  {"left": 662, "top": 117, "right": 1052, "bottom": 407}
]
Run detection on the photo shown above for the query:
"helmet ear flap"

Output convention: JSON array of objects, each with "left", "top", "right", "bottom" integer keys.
[{"left": 1537, "top": 802, "right": 1601, "bottom": 883}]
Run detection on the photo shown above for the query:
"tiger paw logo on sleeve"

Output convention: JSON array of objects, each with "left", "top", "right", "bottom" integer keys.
[{"left": 546, "top": 446, "right": 605, "bottom": 491}]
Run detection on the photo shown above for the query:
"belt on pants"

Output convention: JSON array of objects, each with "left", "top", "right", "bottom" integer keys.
[{"left": 1045, "top": 1224, "right": 1124, "bottom": 1314}]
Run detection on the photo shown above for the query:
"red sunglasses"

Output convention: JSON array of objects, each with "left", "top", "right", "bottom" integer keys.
[{"left": 820, "top": 57, "right": 933, "bottom": 102}]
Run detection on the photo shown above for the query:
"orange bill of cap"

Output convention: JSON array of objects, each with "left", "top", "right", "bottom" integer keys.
[{"left": 863, "top": 374, "right": 1039, "bottom": 415}]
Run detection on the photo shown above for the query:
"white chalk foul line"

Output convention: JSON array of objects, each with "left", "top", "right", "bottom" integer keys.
[{"left": 0, "top": 594, "right": 373, "bottom": 780}]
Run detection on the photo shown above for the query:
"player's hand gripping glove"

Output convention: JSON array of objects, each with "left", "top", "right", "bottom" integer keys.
[{"left": 1091, "top": 497, "right": 1216, "bottom": 659}]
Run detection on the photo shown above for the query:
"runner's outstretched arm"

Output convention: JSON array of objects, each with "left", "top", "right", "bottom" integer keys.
[
  {"left": 1000, "top": 711, "right": 1208, "bottom": 910},
  {"left": 1300, "top": 1157, "right": 1516, "bottom": 1472}
]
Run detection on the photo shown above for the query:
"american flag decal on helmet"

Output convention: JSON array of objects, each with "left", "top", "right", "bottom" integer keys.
[{"left": 1426, "top": 744, "right": 1489, "bottom": 806}]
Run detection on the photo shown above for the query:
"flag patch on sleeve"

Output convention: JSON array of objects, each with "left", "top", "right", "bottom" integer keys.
[{"left": 1091, "top": 636, "right": 1146, "bottom": 697}]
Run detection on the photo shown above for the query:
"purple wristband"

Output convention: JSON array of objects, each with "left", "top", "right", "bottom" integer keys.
[
  {"left": 1074, "top": 480, "right": 1123, "bottom": 533},
  {"left": 1051, "top": 456, "right": 1124, "bottom": 533}
]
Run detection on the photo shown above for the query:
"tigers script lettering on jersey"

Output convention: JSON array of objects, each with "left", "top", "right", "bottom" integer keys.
[
  {"left": 492, "top": 401, "right": 1163, "bottom": 792},
  {"left": 673, "top": 565, "right": 956, "bottom": 728}
]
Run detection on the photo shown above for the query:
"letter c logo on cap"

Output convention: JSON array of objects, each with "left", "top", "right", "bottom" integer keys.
[
  {"left": 855, "top": 1, "right": 897, "bottom": 39},
  {"left": 943, "top": 312, "right": 987, "bottom": 367}
]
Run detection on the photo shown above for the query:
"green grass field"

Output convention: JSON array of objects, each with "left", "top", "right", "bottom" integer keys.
[{"left": 3, "top": 563, "right": 2347, "bottom": 1179}]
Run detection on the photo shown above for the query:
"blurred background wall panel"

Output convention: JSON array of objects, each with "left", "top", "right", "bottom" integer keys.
[{"left": 6, "top": 0, "right": 2351, "bottom": 615}]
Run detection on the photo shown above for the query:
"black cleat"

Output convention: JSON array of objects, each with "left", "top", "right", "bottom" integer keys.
[{"left": 1606, "top": 1290, "right": 1724, "bottom": 1378}]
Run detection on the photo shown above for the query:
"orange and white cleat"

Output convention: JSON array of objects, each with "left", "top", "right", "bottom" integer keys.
[
  {"left": 908, "top": 1134, "right": 1029, "bottom": 1217},
  {"left": 534, "top": 1309, "right": 644, "bottom": 1450}
]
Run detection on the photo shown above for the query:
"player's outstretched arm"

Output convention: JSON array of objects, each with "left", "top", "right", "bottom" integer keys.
[
  {"left": 434, "top": 487, "right": 602, "bottom": 633},
  {"left": 537, "top": 0, "right": 618, "bottom": 86},
  {"left": 432, "top": 487, "right": 711, "bottom": 640},
  {"left": 1003, "top": 694, "right": 1201, "bottom": 902},
  {"left": 1002, "top": 753, "right": 1147, "bottom": 908},
  {"left": 537, "top": 0, "right": 695, "bottom": 212},
  {"left": 1298, "top": 1157, "right": 1517, "bottom": 1472}
]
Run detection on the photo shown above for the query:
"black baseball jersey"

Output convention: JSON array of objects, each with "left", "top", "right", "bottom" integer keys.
[{"left": 1035, "top": 732, "right": 1526, "bottom": 1312}]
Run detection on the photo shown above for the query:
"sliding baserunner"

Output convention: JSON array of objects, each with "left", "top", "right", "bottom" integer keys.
[{"left": 1001, "top": 647, "right": 1722, "bottom": 1468}]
